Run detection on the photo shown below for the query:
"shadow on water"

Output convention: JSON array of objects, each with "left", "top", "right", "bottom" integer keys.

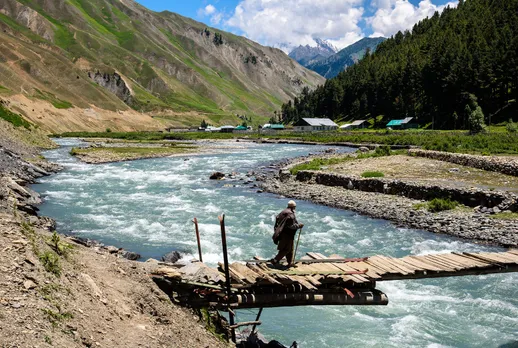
[{"left": 500, "top": 342, "right": 518, "bottom": 348}]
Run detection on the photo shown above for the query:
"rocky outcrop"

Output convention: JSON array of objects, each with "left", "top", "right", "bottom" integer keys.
[
  {"left": 88, "top": 71, "right": 133, "bottom": 105},
  {"left": 0, "top": 0, "right": 55, "bottom": 41},
  {"left": 296, "top": 171, "right": 518, "bottom": 212},
  {"left": 409, "top": 149, "right": 518, "bottom": 177}
]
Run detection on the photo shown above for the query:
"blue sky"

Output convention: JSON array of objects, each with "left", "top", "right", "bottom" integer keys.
[{"left": 136, "top": 0, "right": 458, "bottom": 51}]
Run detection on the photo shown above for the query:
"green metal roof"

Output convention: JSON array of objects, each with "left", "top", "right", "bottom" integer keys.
[
  {"left": 270, "top": 124, "right": 285, "bottom": 129},
  {"left": 235, "top": 125, "right": 248, "bottom": 130},
  {"left": 387, "top": 119, "right": 403, "bottom": 126}
]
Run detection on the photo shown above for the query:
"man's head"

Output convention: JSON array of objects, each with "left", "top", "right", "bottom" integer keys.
[{"left": 288, "top": 200, "right": 297, "bottom": 210}]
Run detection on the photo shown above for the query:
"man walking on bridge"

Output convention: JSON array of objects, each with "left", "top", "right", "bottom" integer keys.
[{"left": 271, "top": 200, "right": 304, "bottom": 266}]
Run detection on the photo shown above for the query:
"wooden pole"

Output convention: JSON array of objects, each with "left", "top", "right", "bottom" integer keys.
[
  {"left": 292, "top": 227, "right": 303, "bottom": 265},
  {"left": 218, "top": 214, "right": 236, "bottom": 343},
  {"left": 230, "top": 321, "right": 262, "bottom": 329},
  {"left": 251, "top": 307, "right": 263, "bottom": 334},
  {"left": 192, "top": 218, "right": 203, "bottom": 262}
]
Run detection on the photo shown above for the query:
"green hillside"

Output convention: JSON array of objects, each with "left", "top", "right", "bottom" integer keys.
[{"left": 0, "top": 0, "right": 324, "bottom": 130}]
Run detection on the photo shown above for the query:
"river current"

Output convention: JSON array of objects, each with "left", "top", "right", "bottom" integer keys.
[{"left": 34, "top": 139, "right": 517, "bottom": 348}]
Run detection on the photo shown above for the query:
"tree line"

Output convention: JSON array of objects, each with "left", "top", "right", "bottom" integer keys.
[{"left": 281, "top": 0, "right": 518, "bottom": 130}]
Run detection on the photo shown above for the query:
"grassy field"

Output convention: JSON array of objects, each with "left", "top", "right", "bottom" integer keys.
[
  {"left": 70, "top": 145, "right": 197, "bottom": 163},
  {"left": 55, "top": 131, "right": 237, "bottom": 141},
  {"left": 259, "top": 130, "right": 518, "bottom": 154},
  {"left": 54, "top": 130, "right": 518, "bottom": 155}
]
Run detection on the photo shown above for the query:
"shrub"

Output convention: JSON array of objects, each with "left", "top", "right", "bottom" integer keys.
[
  {"left": 427, "top": 198, "right": 458, "bottom": 212},
  {"left": 361, "top": 171, "right": 384, "bottom": 178},
  {"left": 47, "top": 232, "right": 73, "bottom": 257},
  {"left": 506, "top": 119, "right": 517, "bottom": 133},
  {"left": 373, "top": 145, "right": 391, "bottom": 157},
  {"left": 39, "top": 251, "right": 61, "bottom": 277}
]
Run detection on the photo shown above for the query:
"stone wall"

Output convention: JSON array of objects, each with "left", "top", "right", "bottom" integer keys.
[
  {"left": 409, "top": 149, "right": 518, "bottom": 177},
  {"left": 295, "top": 171, "right": 518, "bottom": 211}
]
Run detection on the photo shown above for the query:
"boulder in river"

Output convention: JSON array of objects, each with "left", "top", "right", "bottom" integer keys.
[
  {"left": 162, "top": 251, "right": 182, "bottom": 264},
  {"left": 210, "top": 172, "right": 225, "bottom": 180}
]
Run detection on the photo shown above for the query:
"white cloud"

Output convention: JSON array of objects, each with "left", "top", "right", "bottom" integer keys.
[
  {"left": 197, "top": 4, "right": 223, "bottom": 25},
  {"left": 204, "top": 4, "right": 216, "bottom": 15},
  {"left": 368, "top": 0, "right": 458, "bottom": 38},
  {"left": 225, "top": 0, "right": 366, "bottom": 52}
]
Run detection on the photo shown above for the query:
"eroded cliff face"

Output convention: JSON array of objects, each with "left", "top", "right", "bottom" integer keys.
[
  {"left": 88, "top": 72, "right": 133, "bottom": 105},
  {"left": 0, "top": 0, "right": 55, "bottom": 41}
]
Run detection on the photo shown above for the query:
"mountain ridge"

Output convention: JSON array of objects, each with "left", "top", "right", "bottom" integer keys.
[
  {"left": 288, "top": 38, "right": 338, "bottom": 67},
  {"left": 0, "top": 0, "right": 324, "bottom": 131},
  {"left": 307, "top": 37, "right": 386, "bottom": 79}
]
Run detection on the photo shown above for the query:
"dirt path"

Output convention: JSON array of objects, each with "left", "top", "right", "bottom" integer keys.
[{"left": 0, "top": 213, "right": 228, "bottom": 348}]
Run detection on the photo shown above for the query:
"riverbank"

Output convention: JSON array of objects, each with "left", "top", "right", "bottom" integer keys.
[
  {"left": 0, "top": 132, "right": 227, "bottom": 347},
  {"left": 260, "top": 152, "right": 518, "bottom": 247},
  {"left": 55, "top": 130, "right": 518, "bottom": 155}
]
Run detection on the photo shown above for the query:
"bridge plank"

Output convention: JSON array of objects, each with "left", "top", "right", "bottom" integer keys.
[
  {"left": 501, "top": 252, "right": 518, "bottom": 262},
  {"left": 377, "top": 256, "right": 415, "bottom": 275},
  {"left": 464, "top": 253, "right": 513, "bottom": 264},
  {"left": 454, "top": 253, "right": 496, "bottom": 267},
  {"left": 230, "top": 263, "right": 261, "bottom": 284},
  {"left": 440, "top": 254, "right": 488, "bottom": 268},
  {"left": 308, "top": 253, "right": 368, "bottom": 283},
  {"left": 220, "top": 262, "right": 247, "bottom": 285},
  {"left": 246, "top": 263, "right": 282, "bottom": 285},
  {"left": 289, "top": 276, "right": 318, "bottom": 291},
  {"left": 426, "top": 255, "right": 469, "bottom": 270},
  {"left": 407, "top": 256, "right": 454, "bottom": 272},
  {"left": 368, "top": 256, "right": 405, "bottom": 274},
  {"left": 491, "top": 253, "right": 517, "bottom": 263},
  {"left": 420, "top": 256, "right": 459, "bottom": 271},
  {"left": 302, "top": 254, "right": 345, "bottom": 282},
  {"left": 396, "top": 258, "right": 432, "bottom": 272}
]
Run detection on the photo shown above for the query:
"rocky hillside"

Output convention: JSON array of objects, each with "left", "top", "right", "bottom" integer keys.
[
  {"left": 288, "top": 38, "right": 338, "bottom": 67},
  {"left": 0, "top": 0, "right": 324, "bottom": 131},
  {"left": 307, "top": 37, "right": 386, "bottom": 78}
]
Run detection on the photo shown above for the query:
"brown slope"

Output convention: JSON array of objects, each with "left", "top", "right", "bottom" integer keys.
[{"left": 0, "top": 0, "right": 324, "bottom": 131}]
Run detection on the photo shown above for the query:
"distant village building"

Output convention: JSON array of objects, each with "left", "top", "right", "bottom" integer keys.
[
  {"left": 293, "top": 118, "right": 339, "bottom": 132},
  {"left": 350, "top": 120, "right": 368, "bottom": 129},
  {"left": 262, "top": 123, "right": 285, "bottom": 130},
  {"left": 386, "top": 117, "right": 418, "bottom": 130},
  {"left": 340, "top": 124, "right": 352, "bottom": 130},
  {"left": 220, "top": 125, "right": 235, "bottom": 133}
]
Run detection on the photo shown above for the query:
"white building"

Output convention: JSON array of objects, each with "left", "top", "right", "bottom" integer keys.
[{"left": 293, "top": 118, "right": 339, "bottom": 132}]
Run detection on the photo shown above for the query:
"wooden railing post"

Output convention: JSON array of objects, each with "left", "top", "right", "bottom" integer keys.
[
  {"left": 218, "top": 214, "right": 236, "bottom": 343},
  {"left": 192, "top": 217, "right": 203, "bottom": 262}
]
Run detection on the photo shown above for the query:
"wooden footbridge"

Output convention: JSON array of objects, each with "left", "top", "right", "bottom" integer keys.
[
  {"left": 153, "top": 250, "right": 518, "bottom": 310},
  {"left": 150, "top": 216, "right": 518, "bottom": 343}
]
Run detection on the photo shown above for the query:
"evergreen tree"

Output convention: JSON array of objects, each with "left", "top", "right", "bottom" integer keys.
[{"left": 281, "top": 0, "right": 518, "bottom": 129}]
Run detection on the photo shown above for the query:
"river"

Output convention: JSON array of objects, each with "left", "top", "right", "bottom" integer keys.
[{"left": 33, "top": 139, "right": 518, "bottom": 348}]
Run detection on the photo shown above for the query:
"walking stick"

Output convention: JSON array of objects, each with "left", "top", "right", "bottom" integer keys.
[{"left": 292, "top": 226, "right": 303, "bottom": 265}]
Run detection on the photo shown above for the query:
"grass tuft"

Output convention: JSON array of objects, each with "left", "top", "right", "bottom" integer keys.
[
  {"left": 361, "top": 171, "right": 384, "bottom": 178},
  {"left": 39, "top": 251, "right": 61, "bottom": 277},
  {"left": 0, "top": 104, "right": 32, "bottom": 129},
  {"left": 415, "top": 198, "right": 459, "bottom": 213}
]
